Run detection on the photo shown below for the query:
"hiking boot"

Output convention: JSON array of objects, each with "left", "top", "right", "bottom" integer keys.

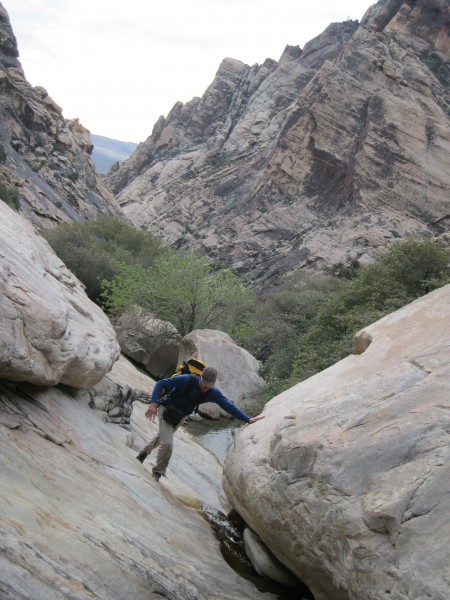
[
  {"left": 152, "top": 471, "right": 162, "bottom": 482},
  {"left": 136, "top": 451, "right": 147, "bottom": 464}
]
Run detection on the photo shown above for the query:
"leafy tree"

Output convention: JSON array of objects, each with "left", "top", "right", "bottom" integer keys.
[
  {"left": 375, "top": 236, "right": 449, "bottom": 296},
  {"left": 325, "top": 258, "right": 360, "bottom": 279},
  {"left": 101, "top": 248, "right": 253, "bottom": 336},
  {"left": 43, "top": 216, "right": 163, "bottom": 302}
]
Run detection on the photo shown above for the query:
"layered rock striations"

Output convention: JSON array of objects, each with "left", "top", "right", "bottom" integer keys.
[
  {"left": 223, "top": 284, "right": 450, "bottom": 600},
  {"left": 111, "top": 0, "right": 450, "bottom": 286},
  {"left": 0, "top": 3, "right": 122, "bottom": 229}
]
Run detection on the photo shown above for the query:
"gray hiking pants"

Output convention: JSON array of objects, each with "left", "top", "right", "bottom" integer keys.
[{"left": 142, "top": 406, "right": 186, "bottom": 476}]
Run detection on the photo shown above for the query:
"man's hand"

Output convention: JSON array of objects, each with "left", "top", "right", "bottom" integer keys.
[
  {"left": 248, "top": 414, "right": 265, "bottom": 424},
  {"left": 145, "top": 402, "right": 158, "bottom": 422}
]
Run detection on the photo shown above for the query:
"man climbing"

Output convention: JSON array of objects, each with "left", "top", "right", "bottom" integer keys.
[{"left": 136, "top": 367, "right": 265, "bottom": 481}]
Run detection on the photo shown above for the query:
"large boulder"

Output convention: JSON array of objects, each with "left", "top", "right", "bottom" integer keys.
[
  {"left": 0, "top": 201, "right": 120, "bottom": 387},
  {"left": 223, "top": 285, "right": 450, "bottom": 600},
  {"left": 179, "top": 329, "right": 264, "bottom": 418},
  {"left": 114, "top": 308, "right": 180, "bottom": 379}
]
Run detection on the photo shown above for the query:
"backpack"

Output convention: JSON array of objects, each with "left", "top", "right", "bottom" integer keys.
[
  {"left": 172, "top": 357, "right": 207, "bottom": 378},
  {"left": 162, "top": 358, "right": 208, "bottom": 426}
]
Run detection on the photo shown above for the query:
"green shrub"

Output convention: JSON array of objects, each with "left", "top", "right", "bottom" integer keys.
[
  {"left": 0, "top": 144, "right": 7, "bottom": 164},
  {"left": 292, "top": 237, "right": 450, "bottom": 382},
  {"left": 43, "top": 216, "right": 164, "bottom": 303},
  {"left": 101, "top": 248, "right": 253, "bottom": 336},
  {"left": 0, "top": 182, "right": 20, "bottom": 211},
  {"left": 235, "top": 273, "right": 343, "bottom": 381},
  {"left": 421, "top": 50, "right": 450, "bottom": 87},
  {"left": 241, "top": 237, "right": 450, "bottom": 410}
]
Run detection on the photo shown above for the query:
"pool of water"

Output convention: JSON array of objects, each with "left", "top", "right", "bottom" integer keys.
[{"left": 184, "top": 417, "right": 241, "bottom": 464}]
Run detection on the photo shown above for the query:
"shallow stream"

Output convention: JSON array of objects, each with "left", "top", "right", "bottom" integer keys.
[{"left": 185, "top": 418, "right": 315, "bottom": 600}]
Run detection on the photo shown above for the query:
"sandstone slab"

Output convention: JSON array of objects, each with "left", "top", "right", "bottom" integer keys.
[
  {"left": 0, "top": 202, "right": 120, "bottom": 387},
  {"left": 223, "top": 285, "right": 450, "bottom": 600},
  {"left": 0, "top": 368, "right": 276, "bottom": 599}
]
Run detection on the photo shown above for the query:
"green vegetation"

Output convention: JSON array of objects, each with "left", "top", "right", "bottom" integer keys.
[
  {"left": 101, "top": 248, "right": 253, "bottom": 336},
  {"left": 0, "top": 144, "right": 7, "bottom": 164},
  {"left": 421, "top": 50, "right": 450, "bottom": 87},
  {"left": 45, "top": 216, "right": 252, "bottom": 336},
  {"left": 0, "top": 182, "right": 20, "bottom": 211},
  {"left": 44, "top": 219, "right": 449, "bottom": 414},
  {"left": 233, "top": 273, "right": 343, "bottom": 405},
  {"left": 43, "top": 216, "right": 164, "bottom": 303},
  {"left": 241, "top": 237, "right": 450, "bottom": 411},
  {"left": 292, "top": 237, "right": 450, "bottom": 382},
  {"left": 208, "top": 152, "right": 229, "bottom": 170}
]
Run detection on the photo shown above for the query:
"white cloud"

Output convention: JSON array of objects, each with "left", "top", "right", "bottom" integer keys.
[{"left": 4, "top": 0, "right": 372, "bottom": 142}]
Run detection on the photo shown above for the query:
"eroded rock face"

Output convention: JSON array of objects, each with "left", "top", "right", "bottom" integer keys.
[
  {"left": 111, "top": 0, "right": 449, "bottom": 287},
  {"left": 0, "top": 201, "right": 120, "bottom": 387},
  {"left": 223, "top": 285, "right": 450, "bottom": 600},
  {"left": 0, "top": 4, "right": 123, "bottom": 229},
  {"left": 179, "top": 329, "right": 264, "bottom": 418}
]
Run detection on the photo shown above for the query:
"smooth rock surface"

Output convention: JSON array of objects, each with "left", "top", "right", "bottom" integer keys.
[
  {"left": 114, "top": 308, "right": 180, "bottom": 379},
  {"left": 243, "top": 527, "right": 300, "bottom": 587},
  {"left": 223, "top": 285, "right": 450, "bottom": 600},
  {"left": 0, "top": 362, "right": 277, "bottom": 600},
  {"left": 0, "top": 201, "right": 120, "bottom": 387}
]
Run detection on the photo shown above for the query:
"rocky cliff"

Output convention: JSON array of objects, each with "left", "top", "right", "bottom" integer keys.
[
  {"left": 0, "top": 3, "right": 122, "bottom": 229},
  {"left": 110, "top": 0, "right": 450, "bottom": 287},
  {"left": 223, "top": 284, "right": 450, "bottom": 600}
]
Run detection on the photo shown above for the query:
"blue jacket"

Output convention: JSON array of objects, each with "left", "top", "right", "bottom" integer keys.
[{"left": 150, "top": 374, "right": 251, "bottom": 423}]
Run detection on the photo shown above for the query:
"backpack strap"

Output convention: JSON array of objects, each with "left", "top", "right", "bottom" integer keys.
[{"left": 193, "top": 385, "right": 212, "bottom": 414}]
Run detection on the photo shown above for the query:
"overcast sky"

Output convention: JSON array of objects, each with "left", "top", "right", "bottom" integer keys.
[{"left": 4, "top": 0, "right": 373, "bottom": 143}]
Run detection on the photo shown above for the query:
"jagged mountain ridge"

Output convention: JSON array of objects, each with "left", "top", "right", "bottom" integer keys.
[
  {"left": 0, "top": 3, "right": 122, "bottom": 229},
  {"left": 110, "top": 0, "right": 450, "bottom": 287}
]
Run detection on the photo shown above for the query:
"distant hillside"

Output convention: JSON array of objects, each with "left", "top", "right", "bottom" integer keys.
[{"left": 91, "top": 134, "right": 138, "bottom": 174}]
